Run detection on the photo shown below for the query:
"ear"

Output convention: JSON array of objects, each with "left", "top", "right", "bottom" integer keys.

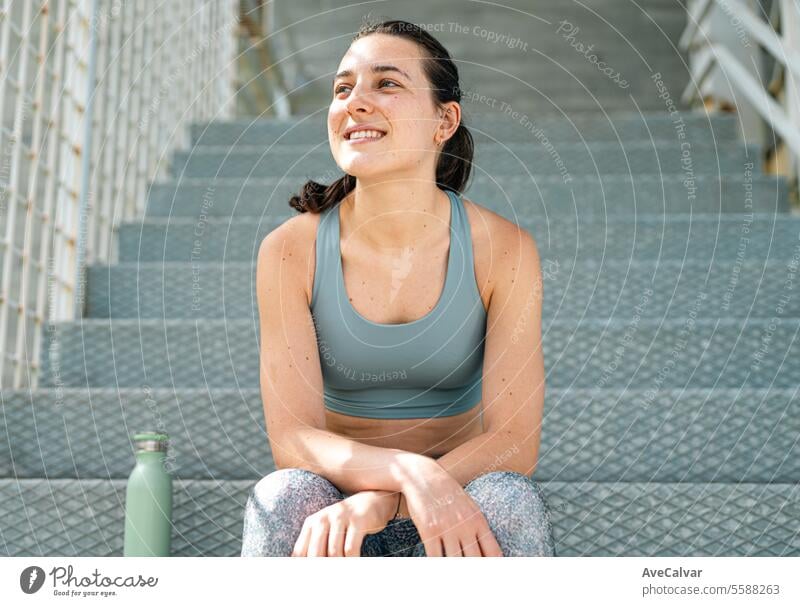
[{"left": 436, "top": 101, "right": 461, "bottom": 145}]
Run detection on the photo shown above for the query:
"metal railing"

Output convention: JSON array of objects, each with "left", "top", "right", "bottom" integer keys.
[
  {"left": 238, "top": 0, "right": 292, "bottom": 117},
  {"left": 0, "top": 0, "right": 238, "bottom": 388},
  {"left": 680, "top": 0, "right": 800, "bottom": 182}
]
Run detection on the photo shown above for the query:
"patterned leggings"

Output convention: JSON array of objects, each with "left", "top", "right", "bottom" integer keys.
[{"left": 240, "top": 468, "right": 556, "bottom": 556}]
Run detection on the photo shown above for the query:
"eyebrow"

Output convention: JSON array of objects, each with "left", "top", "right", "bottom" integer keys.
[{"left": 332, "top": 64, "right": 412, "bottom": 88}]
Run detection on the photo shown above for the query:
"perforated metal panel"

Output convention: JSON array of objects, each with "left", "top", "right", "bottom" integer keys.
[
  {"left": 2, "top": 479, "right": 798, "bottom": 556},
  {"left": 145, "top": 174, "right": 788, "bottom": 219},
  {"left": 86, "top": 259, "right": 800, "bottom": 320},
  {"left": 2, "top": 388, "right": 798, "bottom": 483},
  {"left": 38, "top": 318, "right": 800, "bottom": 389},
  {"left": 189, "top": 113, "right": 741, "bottom": 147},
  {"left": 169, "top": 142, "right": 758, "bottom": 178},
  {"left": 117, "top": 216, "right": 800, "bottom": 263}
]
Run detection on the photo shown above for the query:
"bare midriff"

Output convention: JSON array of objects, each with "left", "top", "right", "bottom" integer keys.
[{"left": 324, "top": 403, "right": 484, "bottom": 459}]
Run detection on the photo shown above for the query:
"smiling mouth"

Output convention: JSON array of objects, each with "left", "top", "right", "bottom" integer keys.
[{"left": 344, "top": 130, "right": 387, "bottom": 142}]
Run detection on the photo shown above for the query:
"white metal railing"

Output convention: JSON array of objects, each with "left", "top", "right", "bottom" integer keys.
[
  {"left": 0, "top": 0, "right": 238, "bottom": 388},
  {"left": 680, "top": 0, "right": 800, "bottom": 181}
]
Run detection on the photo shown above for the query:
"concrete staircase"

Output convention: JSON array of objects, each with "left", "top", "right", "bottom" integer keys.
[{"left": 2, "top": 0, "right": 799, "bottom": 556}]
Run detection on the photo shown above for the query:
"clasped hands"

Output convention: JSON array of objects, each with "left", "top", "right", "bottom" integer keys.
[{"left": 291, "top": 456, "right": 502, "bottom": 557}]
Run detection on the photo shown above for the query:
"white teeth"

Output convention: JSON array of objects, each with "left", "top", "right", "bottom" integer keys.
[{"left": 347, "top": 130, "right": 385, "bottom": 140}]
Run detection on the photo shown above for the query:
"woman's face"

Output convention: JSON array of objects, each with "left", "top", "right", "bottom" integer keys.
[{"left": 328, "top": 33, "right": 446, "bottom": 181}]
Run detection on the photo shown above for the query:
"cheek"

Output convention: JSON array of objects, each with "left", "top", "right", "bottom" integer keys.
[{"left": 327, "top": 108, "right": 345, "bottom": 139}]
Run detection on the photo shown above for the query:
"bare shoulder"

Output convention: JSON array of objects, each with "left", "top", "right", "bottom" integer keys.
[
  {"left": 257, "top": 211, "right": 321, "bottom": 306},
  {"left": 460, "top": 195, "right": 539, "bottom": 307},
  {"left": 461, "top": 195, "right": 534, "bottom": 245}
]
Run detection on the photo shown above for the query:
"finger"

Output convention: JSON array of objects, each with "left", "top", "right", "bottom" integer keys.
[
  {"left": 421, "top": 529, "right": 444, "bottom": 557},
  {"left": 459, "top": 534, "right": 483, "bottom": 557},
  {"left": 292, "top": 520, "right": 311, "bottom": 557},
  {"left": 442, "top": 533, "right": 463, "bottom": 557},
  {"left": 477, "top": 526, "right": 504, "bottom": 557},
  {"left": 307, "top": 519, "right": 329, "bottom": 557},
  {"left": 343, "top": 525, "right": 364, "bottom": 557},
  {"left": 327, "top": 520, "right": 347, "bottom": 557}
]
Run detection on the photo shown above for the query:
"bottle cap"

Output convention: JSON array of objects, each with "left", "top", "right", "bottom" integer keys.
[{"left": 133, "top": 431, "right": 169, "bottom": 452}]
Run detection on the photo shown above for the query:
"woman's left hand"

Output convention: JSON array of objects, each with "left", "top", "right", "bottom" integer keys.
[{"left": 292, "top": 489, "right": 398, "bottom": 557}]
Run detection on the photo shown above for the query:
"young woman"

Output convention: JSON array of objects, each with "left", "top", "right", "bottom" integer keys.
[{"left": 241, "top": 19, "right": 555, "bottom": 557}]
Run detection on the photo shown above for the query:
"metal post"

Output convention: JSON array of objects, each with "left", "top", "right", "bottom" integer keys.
[{"left": 72, "top": 0, "right": 100, "bottom": 320}]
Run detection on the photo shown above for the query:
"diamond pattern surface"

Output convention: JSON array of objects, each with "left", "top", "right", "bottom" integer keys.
[
  {"left": 38, "top": 318, "right": 800, "bottom": 389},
  {"left": 146, "top": 174, "right": 788, "bottom": 219},
  {"left": 547, "top": 482, "right": 800, "bottom": 556},
  {"left": 86, "top": 259, "right": 800, "bottom": 320},
  {"left": 2, "top": 479, "right": 797, "bottom": 556},
  {"left": 170, "top": 142, "right": 757, "bottom": 178},
  {"left": 2, "top": 388, "right": 798, "bottom": 483},
  {"left": 189, "top": 113, "right": 740, "bottom": 147},
  {"left": 269, "top": 0, "right": 689, "bottom": 116},
  {"left": 119, "top": 215, "right": 800, "bottom": 263}
]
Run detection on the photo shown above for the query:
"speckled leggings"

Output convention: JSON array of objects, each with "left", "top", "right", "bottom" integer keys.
[{"left": 240, "top": 468, "right": 556, "bottom": 556}]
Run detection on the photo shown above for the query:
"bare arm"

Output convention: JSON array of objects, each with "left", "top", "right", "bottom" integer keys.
[
  {"left": 257, "top": 219, "right": 430, "bottom": 496},
  {"left": 434, "top": 226, "right": 546, "bottom": 486}
]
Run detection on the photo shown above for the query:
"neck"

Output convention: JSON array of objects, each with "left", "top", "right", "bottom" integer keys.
[{"left": 340, "top": 178, "right": 451, "bottom": 250}]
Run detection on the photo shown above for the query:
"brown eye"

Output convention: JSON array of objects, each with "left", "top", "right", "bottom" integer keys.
[{"left": 334, "top": 79, "right": 398, "bottom": 95}]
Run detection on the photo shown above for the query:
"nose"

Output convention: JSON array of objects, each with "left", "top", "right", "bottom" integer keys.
[{"left": 343, "top": 81, "right": 375, "bottom": 115}]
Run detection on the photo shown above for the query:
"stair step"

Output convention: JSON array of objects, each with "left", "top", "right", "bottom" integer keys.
[
  {"left": 295, "top": 90, "right": 696, "bottom": 115},
  {"left": 86, "top": 259, "right": 800, "bottom": 320},
  {"left": 307, "top": 75, "right": 687, "bottom": 109},
  {"left": 169, "top": 142, "right": 759, "bottom": 179},
  {"left": 3, "top": 388, "right": 797, "bottom": 483},
  {"left": 118, "top": 215, "right": 800, "bottom": 263},
  {"left": 293, "top": 96, "right": 694, "bottom": 117},
  {"left": 38, "top": 318, "right": 800, "bottom": 388},
  {"left": 2, "top": 479, "right": 797, "bottom": 556},
  {"left": 145, "top": 174, "right": 789, "bottom": 219},
  {"left": 190, "top": 113, "right": 740, "bottom": 147},
  {"left": 271, "top": 0, "right": 688, "bottom": 113},
  {"left": 298, "top": 48, "right": 687, "bottom": 74}
]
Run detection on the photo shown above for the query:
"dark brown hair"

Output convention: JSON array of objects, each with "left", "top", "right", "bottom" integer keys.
[{"left": 288, "top": 18, "right": 474, "bottom": 214}]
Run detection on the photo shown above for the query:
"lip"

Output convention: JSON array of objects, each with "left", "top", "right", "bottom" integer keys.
[
  {"left": 342, "top": 125, "right": 387, "bottom": 141},
  {"left": 346, "top": 133, "right": 386, "bottom": 144}
]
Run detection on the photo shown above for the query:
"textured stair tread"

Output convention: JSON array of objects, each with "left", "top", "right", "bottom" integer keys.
[
  {"left": 2, "top": 388, "right": 798, "bottom": 483},
  {"left": 190, "top": 113, "right": 740, "bottom": 146},
  {"left": 174, "top": 141, "right": 757, "bottom": 154},
  {"left": 169, "top": 141, "right": 758, "bottom": 178},
  {"left": 119, "top": 214, "right": 800, "bottom": 263},
  {"left": 1, "top": 479, "right": 797, "bottom": 556},
  {"left": 145, "top": 173, "right": 789, "bottom": 218},
  {"left": 86, "top": 259, "right": 800, "bottom": 320},
  {"left": 270, "top": 0, "right": 688, "bottom": 112},
  {"left": 38, "top": 318, "right": 800, "bottom": 389}
]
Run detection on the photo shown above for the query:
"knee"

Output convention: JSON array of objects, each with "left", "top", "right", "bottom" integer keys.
[
  {"left": 241, "top": 468, "right": 343, "bottom": 556},
  {"left": 465, "top": 471, "right": 556, "bottom": 556},
  {"left": 247, "top": 468, "right": 342, "bottom": 518}
]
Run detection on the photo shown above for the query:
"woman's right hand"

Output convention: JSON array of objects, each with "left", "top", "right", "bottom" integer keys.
[{"left": 400, "top": 458, "right": 503, "bottom": 557}]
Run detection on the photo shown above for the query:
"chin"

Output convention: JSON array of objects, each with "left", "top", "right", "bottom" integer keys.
[{"left": 337, "top": 156, "right": 397, "bottom": 178}]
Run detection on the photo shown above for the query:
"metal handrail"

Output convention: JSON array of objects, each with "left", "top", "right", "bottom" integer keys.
[
  {"left": 680, "top": 0, "right": 800, "bottom": 179},
  {"left": 240, "top": 0, "right": 292, "bottom": 117}
]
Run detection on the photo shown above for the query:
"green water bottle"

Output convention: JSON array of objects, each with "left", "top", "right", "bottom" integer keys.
[{"left": 123, "top": 431, "right": 173, "bottom": 556}]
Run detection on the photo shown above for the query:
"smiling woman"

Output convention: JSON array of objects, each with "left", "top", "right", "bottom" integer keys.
[{"left": 241, "top": 18, "right": 555, "bottom": 558}]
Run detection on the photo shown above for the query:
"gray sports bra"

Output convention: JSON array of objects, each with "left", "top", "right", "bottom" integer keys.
[{"left": 309, "top": 188, "right": 487, "bottom": 419}]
